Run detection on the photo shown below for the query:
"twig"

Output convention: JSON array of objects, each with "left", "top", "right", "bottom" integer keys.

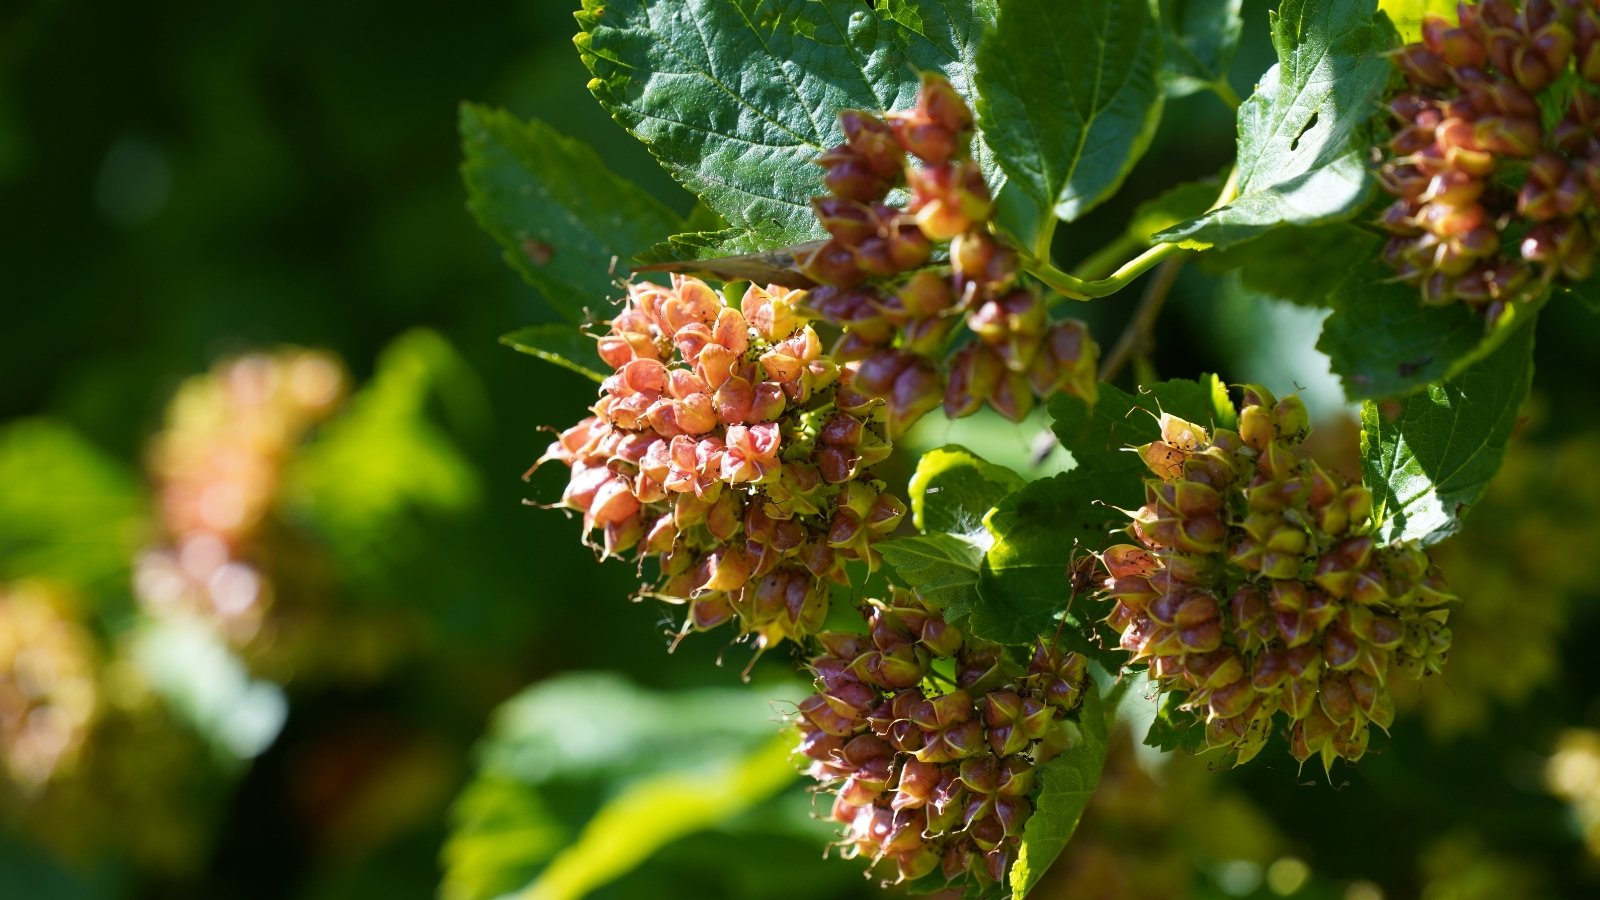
[{"left": 1097, "top": 256, "right": 1187, "bottom": 383}]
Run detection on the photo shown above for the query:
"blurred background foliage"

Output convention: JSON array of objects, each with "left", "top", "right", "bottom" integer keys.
[{"left": 1, "top": 1, "right": 1598, "bottom": 898}]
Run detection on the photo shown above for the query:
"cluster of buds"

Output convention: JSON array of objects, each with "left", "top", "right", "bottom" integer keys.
[
  {"left": 1099, "top": 388, "right": 1454, "bottom": 770},
  {"left": 1380, "top": 1, "right": 1600, "bottom": 317},
  {"left": 133, "top": 350, "right": 348, "bottom": 644},
  {"left": 539, "top": 276, "right": 906, "bottom": 651},
  {"left": 793, "top": 589, "right": 1088, "bottom": 890},
  {"left": 0, "top": 583, "right": 99, "bottom": 793},
  {"left": 802, "top": 73, "right": 1097, "bottom": 435}
]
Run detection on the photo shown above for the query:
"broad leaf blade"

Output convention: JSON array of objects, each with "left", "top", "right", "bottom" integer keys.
[
  {"left": 1317, "top": 261, "right": 1544, "bottom": 400},
  {"left": 906, "top": 445, "right": 1023, "bottom": 534},
  {"left": 0, "top": 418, "right": 149, "bottom": 593},
  {"left": 442, "top": 673, "right": 801, "bottom": 900},
  {"left": 1202, "top": 223, "right": 1381, "bottom": 308},
  {"left": 1047, "top": 376, "right": 1234, "bottom": 513},
  {"left": 878, "top": 533, "right": 985, "bottom": 613},
  {"left": 576, "top": 0, "right": 997, "bottom": 246},
  {"left": 975, "top": 0, "right": 1164, "bottom": 228},
  {"left": 970, "top": 378, "right": 1231, "bottom": 652},
  {"left": 500, "top": 324, "right": 608, "bottom": 383},
  {"left": 460, "top": 105, "right": 684, "bottom": 322},
  {"left": 1127, "top": 176, "right": 1223, "bottom": 243},
  {"left": 1361, "top": 321, "right": 1535, "bottom": 545},
  {"left": 1162, "top": 0, "right": 1244, "bottom": 97},
  {"left": 974, "top": 471, "right": 1115, "bottom": 654},
  {"left": 1156, "top": 0, "right": 1396, "bottom": 249}
]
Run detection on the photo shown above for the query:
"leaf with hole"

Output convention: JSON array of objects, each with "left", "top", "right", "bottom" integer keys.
[{"left": 1155, "top": 0, "right": 1396, "bottom": 249}]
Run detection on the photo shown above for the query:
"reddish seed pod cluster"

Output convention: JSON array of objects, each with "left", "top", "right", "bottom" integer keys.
[
  {"left": 794, "top": 589, "right": 1088, "bottom": 889},
  {"left": 803, "top": 73, "right": 1097, "bottom": 436},
  {"left": 1381, "top": 0, "right": 1600, "bottom": 317},
  {"left": 133, "top": 350, "right": 348, "bottom": 644},
  {"left": 1099, "top": 388, "right": 1453, "bottom": 771},
  {"left": 540, "top": 276, "right": 907, "bottom": 651}
]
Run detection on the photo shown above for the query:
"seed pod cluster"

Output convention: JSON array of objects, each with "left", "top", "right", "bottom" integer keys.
[
  {"left": 1380, "top": 0, "right": 1600, "bottom": 317},
  {"left": 804, "top": 73, "right": 1097, "bottom": 434},
  {"left": 0, "top": 583, "right": 99, "bottom": 791},
  {"left": 540, "top": 276, "right": 906, "bottom": 650},
  {"left": 1099, "top": 388, "right": 1454, "bottom": 770},
  {"left": 794, "top": 589, "right": 1087, "bottom": 890},
  {"left": 134, "top": 349, "right": 348, "bottom": 644}
]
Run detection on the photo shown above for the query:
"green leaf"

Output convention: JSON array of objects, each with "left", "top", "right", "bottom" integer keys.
[
  {"left": 1010, "top": 670, "right": 1150, "bottom": 898},
  {"left": 1161, "top": 0, "right": 1244, "bottom": 97},
  {"left": 523, "top": 736, "right": 797, "bottom": 900},
  {"left": 634, "top": 228, "right": 774, "bottom": 267},
  {"left": 1127, "top": 176, "right": 1222, "bottom": 243},
  {"left": 1143, "top": 691, "right": 1208, "bottom": 753},
  {"left": 1202, "top": 223, "right": 1381, "bottom": 308},
  {"left": 1361, "top": 321, "right": 1535, "bottom": 546},
  {"left": 906, "top": 445, "right": 1024, "bottom": 534},
  {"left": 974, "top": 471, "right": 1115, "bottom": 653},
  {"left": 633, "top": 229, "right": 822, "bottom": 288},
  {"left": 499, "top": 324, "right": 608, "bottom": 384},
  {"left": 878, "top": 533, "right": 984, "bottom": 614},
  {"left": 1316, "top": 261, "right": 1545, "bottom": 400},
  {"left": 442, "top": 673, "right": 802, "bottom": 900},
  {"left": 1047, "top": 376, "right": 1235, "bottom": 513},
  {"left": 1155, "top": 0, "right": 1396, "bottom": 249},
  {"left": 576, "top": 0, "right": 996, "bottom": 246},
  {"left": 966, "top": 379, "right": 1236, "bottom": 653},
  {"left": 0, "top": 418, "right": 149, "bottom": 594},
  {"left": 285, "top": 330, "right": 483, "bottom": 583},
  {"left": 1378, "top": 0, "right": 1455, "bottom": 42},
  {"left": 460, "top": 104, "right": 685, "bottom": 322},
  {"left": 974, "top": 0, "right": 1164, "bottom": 231}
]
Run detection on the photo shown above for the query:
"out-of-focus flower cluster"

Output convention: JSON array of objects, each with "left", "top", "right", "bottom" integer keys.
[
  {"left": 802, "top": 73, "right": 1097, "bottom": 433},
  {"left": 0, "top": 583, "right": 98, "bottom": 792},
  {"left": 0, "top": 580, "right": 213, "bottom": 873},
  {"left": 793, "top": 589, "right": 1087, "bottom": 890},
  {"left": 541, "top": 277, "right": 904, "bottom": 651},
  {"left": 134, "top": 350, "right": 347, "bottom": 644},
  {"left": 1100, "top": 388, "right": 1454, "bottom": 770},
  {"left": 1381, "top": 0, "right": 1600, "bottom": 316}
]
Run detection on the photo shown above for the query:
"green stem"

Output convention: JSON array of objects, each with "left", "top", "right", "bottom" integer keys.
[
  {"left": 1210, "top": 78, "right": 1243, "bottom": 111},
  {"left": 1069, "top": 231, "right": 1147, "bottom": 283},
  {"left": 1029, "top": 242, "right": 1184, "bottom": 300},
  {"left": 1028, "top": 164, "right": 1241, "bottom": 302}
]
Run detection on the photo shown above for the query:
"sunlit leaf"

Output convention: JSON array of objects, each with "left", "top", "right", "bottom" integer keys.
[
  {"left": 1155, "top": 0, "right": 1396, "bottom": 249},
  {"left": 975, "top": 0, "right": 1163, "bottom": 234},
  {"left": 1362, "top": 321, "right": 1535, "bottom": 546},
  {"left": 577, "top": 0, "right": 997, "bottom": 245}
]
